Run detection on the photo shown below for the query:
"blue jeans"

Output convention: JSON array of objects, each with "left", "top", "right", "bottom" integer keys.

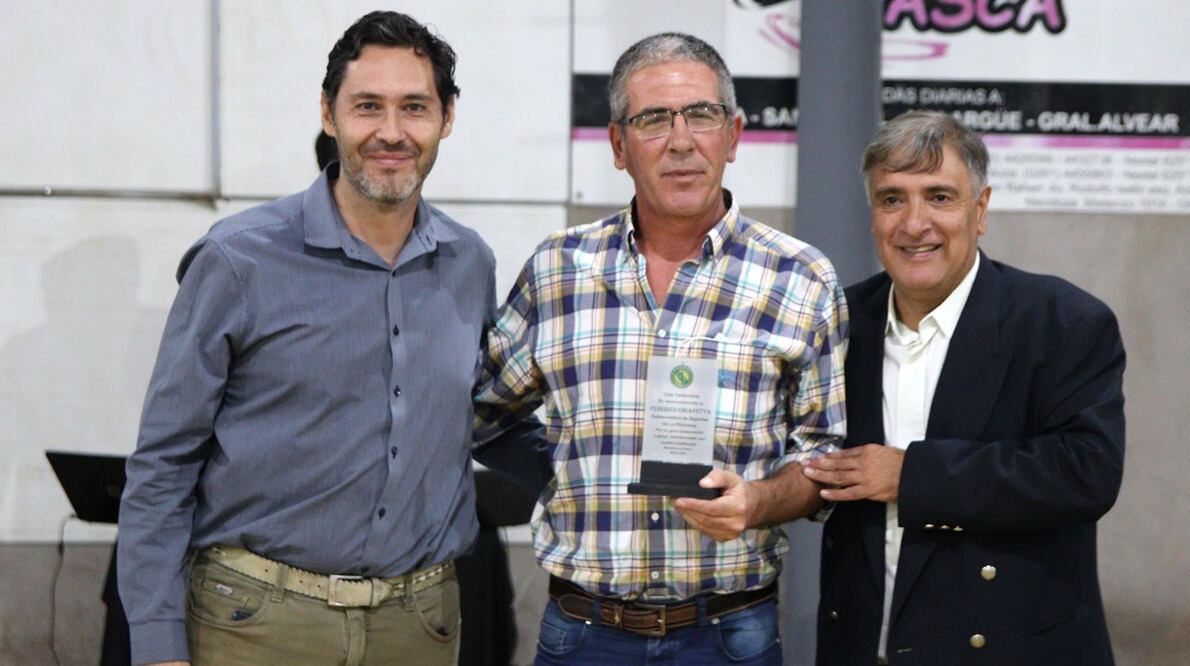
[{"left": 533, "top": 597, "right": 782, "bottom": 666}]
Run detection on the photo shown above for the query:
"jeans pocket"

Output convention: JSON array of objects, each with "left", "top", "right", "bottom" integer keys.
[
  {"left": 716, "top": 600, "right": 781, "bottom": 663},
  {"left": 187, "top": 561, "right": 272, "bottom": 628},
  {"left": 536, "top": 600, "right": 588, "bottom": 658},
  {"left": 413, "top": 575, "right": 461, "bottom": 643}
]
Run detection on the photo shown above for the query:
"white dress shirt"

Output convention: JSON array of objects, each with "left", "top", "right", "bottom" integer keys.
[{"left": 877, "top": 253, "right": 980, "bottom": 662}]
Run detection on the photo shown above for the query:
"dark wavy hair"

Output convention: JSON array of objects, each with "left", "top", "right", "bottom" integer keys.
[{"left": 322, "top": 11, "right": 460, "bottom": 112}]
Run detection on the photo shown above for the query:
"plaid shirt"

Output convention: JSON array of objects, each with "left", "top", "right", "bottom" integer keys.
[{"left": 474, "top": 195, "right": 847, "bottom": 599}]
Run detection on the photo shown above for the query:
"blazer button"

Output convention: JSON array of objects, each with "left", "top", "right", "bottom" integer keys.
[
  {"left": 829, "top": 610, "right": 839, "bottom": 621},
  {"left": 924, "top": 523, "right": 935, "bottom": 529},
  {"left": 970, "top": 634, "right": 987, "bottom": 649},
  {"left": 981, "top": 565, "right": 997, "bottom": 581}
]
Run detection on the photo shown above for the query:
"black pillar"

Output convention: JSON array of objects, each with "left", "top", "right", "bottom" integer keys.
[
  {"left": 783, "top": 3, "right": 882, "bottom": 666},
  {"left": 794, "top": 2, "right": 883, "bottom": 285}
]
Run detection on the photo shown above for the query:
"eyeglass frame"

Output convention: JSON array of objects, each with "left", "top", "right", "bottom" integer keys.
[{"left": 617, "top": 102, "right": 734, "bottom": 139}]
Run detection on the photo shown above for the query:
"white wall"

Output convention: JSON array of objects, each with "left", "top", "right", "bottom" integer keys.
[
  {"left": 0, "top": 1, "right": 569, "bottom": 542},
  {"left": 219, "top": 1, "right": 571, "bottom": 201},
  {"left": 0, "top": 197, "right": 219, "bottom": 540},
  {"left": 0, "top": 2, "right": 212, "bottom": 192}
]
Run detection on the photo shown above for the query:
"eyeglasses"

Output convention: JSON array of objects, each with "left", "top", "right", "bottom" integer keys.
[{"left": 619, "top": 103, "right": 731, "bottom": 140}]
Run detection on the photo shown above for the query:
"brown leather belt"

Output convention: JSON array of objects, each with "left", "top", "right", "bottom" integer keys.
[{"left": 549, "top": 576, "right": 776, "bottom": 637}]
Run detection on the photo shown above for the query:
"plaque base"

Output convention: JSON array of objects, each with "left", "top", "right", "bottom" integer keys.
[{"left": 627, "top": 461, "right": 720, "bottom": 499}]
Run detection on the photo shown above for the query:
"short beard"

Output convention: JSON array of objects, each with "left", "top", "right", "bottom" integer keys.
[{"left": 341, "top": 157, "right": 422, "bottom": 206}]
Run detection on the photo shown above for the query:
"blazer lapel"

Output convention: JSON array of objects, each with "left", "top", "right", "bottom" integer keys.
[
  {"left": 890, "top": 254, "right": 1011, "bottom": 623},
  {"left": 847, "top": 285, "right": 887, "bottom": 447},
  {"left": 846, "top": 277, "right": 893, "bottom": 587},
  {"left": 927, "top": 254, "right": 1009, "bottom": 441}
]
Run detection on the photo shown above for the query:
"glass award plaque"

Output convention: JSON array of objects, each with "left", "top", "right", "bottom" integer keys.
[{"left": 627, "top": 356, "right": 720, "bottom": 499}]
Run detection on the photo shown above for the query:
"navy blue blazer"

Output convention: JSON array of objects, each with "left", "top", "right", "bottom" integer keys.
[{"left": 817, "top": 255, "right": 1125, "bottom": 665}]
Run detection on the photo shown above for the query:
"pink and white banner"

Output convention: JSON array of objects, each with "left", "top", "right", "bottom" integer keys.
[{"left": 570, "top": 0, "right": 1190, "bottom": 214}]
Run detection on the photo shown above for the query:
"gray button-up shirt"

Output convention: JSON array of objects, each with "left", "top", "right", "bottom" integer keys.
[{"left": 119, "top": 167, "right": 496, "bottom": 664}]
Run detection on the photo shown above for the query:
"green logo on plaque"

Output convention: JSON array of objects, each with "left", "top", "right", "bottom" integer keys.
[{"left": 670, "top": 364, "right": 694, "bottom": 389}]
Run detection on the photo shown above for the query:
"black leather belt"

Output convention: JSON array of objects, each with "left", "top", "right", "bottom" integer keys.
[{"left": 549, "top": 576, "right": 776, "bottom": 637}]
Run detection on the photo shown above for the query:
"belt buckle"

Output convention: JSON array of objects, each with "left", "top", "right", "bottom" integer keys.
[
  {"left": 327, "top": 574, "right": 373, "bottom": 607},
  {"left": 635, "top": 603, "right": 667, "bottom": 637}
]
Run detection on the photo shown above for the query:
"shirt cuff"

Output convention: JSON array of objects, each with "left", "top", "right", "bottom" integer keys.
[
  {"left": 782, "top": 440, "right": 840, "bottom": 522},
  {"left": 809, "top": 500, "right": 836, "bottom": 523},
  {"left": 130, "top": 619, "right": 189, "bottom": 666},
  {"left": 782, "top": 438, "right": 840, "bottom": 466}
]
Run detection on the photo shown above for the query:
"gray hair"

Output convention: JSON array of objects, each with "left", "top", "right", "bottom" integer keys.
[
  {"left": 607, "top": 33, "right": 737, "bottom": 121},
  {"left": 861, "top": 110, "right": 989, "bottom": 196}
]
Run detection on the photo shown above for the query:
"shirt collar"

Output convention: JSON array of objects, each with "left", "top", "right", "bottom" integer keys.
[
  {"left": 623, "top": 189, "right": 739, "bottom": 261},
  {"left": 301, "top": 162, "right": 458, "bottom": 253},
  {"left": 302, "top": 164, "right": 345, "bottom": 249},
  {"left": 885, "top": 251, "right": 981, "bottom": 343}
]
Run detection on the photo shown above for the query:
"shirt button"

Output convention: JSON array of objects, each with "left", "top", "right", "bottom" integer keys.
[
  {"left": 392, "top": 325, "right": 400, "bottom": 336},
  {"left": 657, "top": 329, "right": 667, "bottom": 337},
  {"left": 378, "top": 508, "right": 387, "bottom": 518},
  {"left": 650, "top": 571, "right": 660, "bottom": 580},
  {"left": 393, "top": 386, "right": 401, "bottom": 397},
  {"left": 650, "top": 512, "right": 660, "bottom": 522}
]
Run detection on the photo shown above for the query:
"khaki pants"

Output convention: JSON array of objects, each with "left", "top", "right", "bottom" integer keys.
[{"left": 186, "top": 553, "right": 460, "bottom": 666}]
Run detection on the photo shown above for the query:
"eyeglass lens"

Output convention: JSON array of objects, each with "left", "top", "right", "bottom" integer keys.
[{"left": 630, "top": 104, "right": 728, "bottom": 138}]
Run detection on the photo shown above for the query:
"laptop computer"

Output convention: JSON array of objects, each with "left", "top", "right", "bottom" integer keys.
[
  {"left": 43, "top": 450, "right": 532, "bottom": 527},
  {"left": 45, "top": 450, "right": 127, "bottom": 524}
]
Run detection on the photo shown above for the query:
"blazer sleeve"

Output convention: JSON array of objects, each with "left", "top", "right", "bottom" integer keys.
[{"left": 898, "top": 296, "right": 1125, "bottom": 534}]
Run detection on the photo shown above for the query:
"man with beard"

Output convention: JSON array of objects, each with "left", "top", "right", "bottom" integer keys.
[{"left": 118, "top": 11, "right": 534, "bottom": 666}]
